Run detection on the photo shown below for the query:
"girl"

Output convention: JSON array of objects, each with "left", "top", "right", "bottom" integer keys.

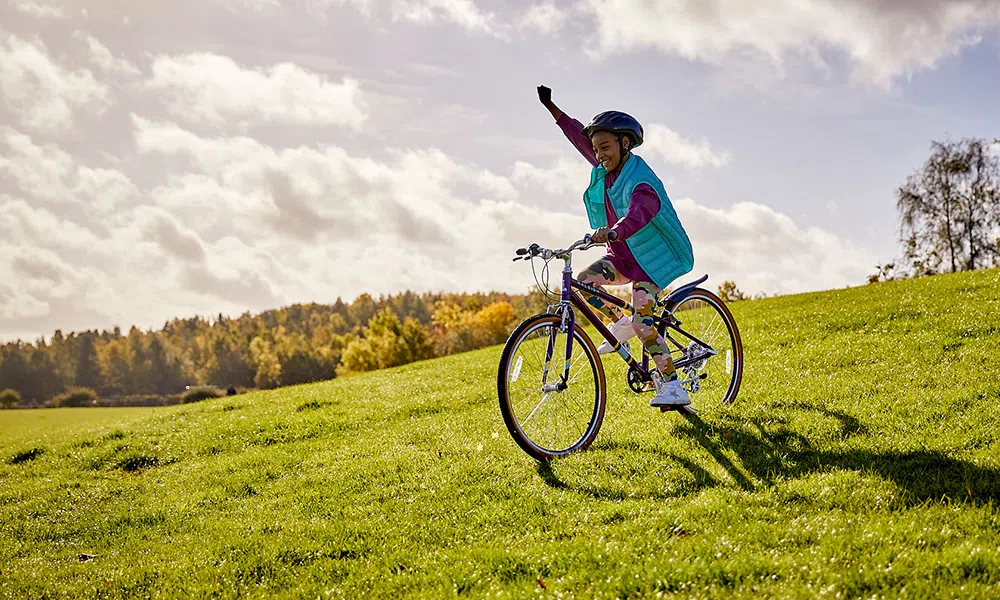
[{"left": 537, "top": 85, "right": 695, "bottom": 407}]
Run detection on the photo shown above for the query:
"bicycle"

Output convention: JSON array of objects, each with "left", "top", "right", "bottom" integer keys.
[{"left": 497, "top": 235, "right": 744, "bottom": 460}]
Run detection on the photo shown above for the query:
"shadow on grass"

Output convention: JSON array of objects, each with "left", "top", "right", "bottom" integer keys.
[
  {"left": 535, "top": 402, "right": 1000, "bottom": 506},
  {"left": 674, "top": 404, "right": 1000, "bottom": 506},
  {"left": 535, "top": 440, "right": 720, "bottom": 501}
]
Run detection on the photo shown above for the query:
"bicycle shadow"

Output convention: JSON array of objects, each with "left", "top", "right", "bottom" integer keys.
[
  {"left": 535, "top": 440, "right": 720, "bottom": 502},
  {"left": 535, "top": 402, "right": 1000, "bottom": 506},
  {"left": 673, "top": 403, "right": 1000, "bottom": 506}
]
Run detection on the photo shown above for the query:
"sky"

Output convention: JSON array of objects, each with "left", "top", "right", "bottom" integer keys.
[{"left": 2, "top": 0, "right": 1000, "bottom": 342}]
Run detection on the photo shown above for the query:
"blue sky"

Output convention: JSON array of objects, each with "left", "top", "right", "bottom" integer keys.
[{"left": 2, "top": 0, "right": 999, "bottom": 341}]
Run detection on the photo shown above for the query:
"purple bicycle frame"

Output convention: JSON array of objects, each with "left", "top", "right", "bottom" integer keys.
[{"left": 540, "top": 266, "right": 652, "bottom": 389}]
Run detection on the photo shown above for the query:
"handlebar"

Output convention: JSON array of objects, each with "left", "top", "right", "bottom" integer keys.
[{"left": 512, "top": 235, "right": 602, "bottom": 262}]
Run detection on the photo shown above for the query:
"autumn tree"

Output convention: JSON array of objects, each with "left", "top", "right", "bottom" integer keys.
[
  {"left": 337, "top": 334, "right": 379, "bottom": 375},
  {"left": 897, "top": 138, "right": 1000, "bottom": 276},
  {"left": 0, "top": 344, "right": 30, "bottom": 399},
  {"left": 145, "top": 336, "right": 187, "bottom": 394},
  {"left": 204, "top": 333, "right": 255, "bottom": 389},
  {"left": 26, "top": 343, "right": 63, "bottom": 401},
  {"left": 272, "top": 328, "right": 335, "bottom": 386},
  {"left": 338, "top": 308, "right": 433, "bottom": 375},
  {"left": 98, "top": 339, "right": 132, "bottom": 396},
  {"left": 717, "top": 281, "right": 748, "bottom": 303},
  {"left": 431, "top": 300, "right": 516, "bottom": 355},
  {"left": 74, "top": 333, "right": 103, "bottom": 390},
  {"left": 399, "top": 317, "right": 433, "bottom": 364},
  {"left": 470, "top": 301, "right": 516, "bottom": 347},
  {"left": 250, "top": 336, "right": 281, "bottom": 389},
  {"left": 348, "top": 293, "right": 378, "bottom": 332}
]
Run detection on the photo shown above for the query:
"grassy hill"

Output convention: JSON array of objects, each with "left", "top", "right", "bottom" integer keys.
[{"left": 2, "top": 268, "right": 1000, "bottom": 599}]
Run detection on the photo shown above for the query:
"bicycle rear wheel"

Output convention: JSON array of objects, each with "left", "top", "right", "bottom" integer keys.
[
  {"left": 662, "top": 288, "right": 743, "bottom": 411},
  {"left": 497, "top": 314, "right": 606, "bottom": 460}
]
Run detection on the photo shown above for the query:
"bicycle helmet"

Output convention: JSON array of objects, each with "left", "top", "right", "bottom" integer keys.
[{"left": 581, "top": 111, "right": 644, "bottom": 148}]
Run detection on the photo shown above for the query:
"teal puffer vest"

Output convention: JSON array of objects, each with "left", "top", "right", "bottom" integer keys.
[{"left": 583, "top": 154, "right": 694, "bottom": 289}]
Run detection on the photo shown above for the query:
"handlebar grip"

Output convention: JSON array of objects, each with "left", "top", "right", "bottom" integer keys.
[
  {"left": 608, "top": 230, "right": 618, "bottom": 242},
  {"left": 516, "top": 248, "right": 528, "bottom": 256}
]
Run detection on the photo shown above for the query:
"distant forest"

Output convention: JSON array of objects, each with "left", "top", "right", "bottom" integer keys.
[{"left": 0, "top": 289, "right": 554, "bottom": 408}]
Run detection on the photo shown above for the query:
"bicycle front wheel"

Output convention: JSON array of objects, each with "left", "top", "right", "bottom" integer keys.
[
  {"left": 663, "top": 289, "right": 743, "bottom": 411},
  {"left": 497, "top": 314, "right": 606, "bottom": 460}
]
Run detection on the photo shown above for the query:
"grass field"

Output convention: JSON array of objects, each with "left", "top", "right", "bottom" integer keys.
[
  {"left": 0, "top": 407, "right": 160, "bottom": 446},
  {"left": 2, "top": 268, "right": 1000, "bottom": 598}
]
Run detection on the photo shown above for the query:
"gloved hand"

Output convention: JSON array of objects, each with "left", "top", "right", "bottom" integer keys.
[
  {"left": 537, "top": 85, "right": 552, "bottom": 106},
  {"left": 592, "top": 227, "right": 618, "bottom": 244}
]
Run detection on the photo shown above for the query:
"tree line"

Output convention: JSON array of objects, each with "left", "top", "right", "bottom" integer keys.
[{"left": 0, "top": 289, "right": 551, "bottom": 408}]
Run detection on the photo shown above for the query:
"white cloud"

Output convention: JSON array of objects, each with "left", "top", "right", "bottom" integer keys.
[
  {"left": 520, "top": 2, "right": 568, "bottom": 35},
  {"left": 316, "top": 0, "right": 502, "bottom": 36},
  {"left": 146, "top": 53, "right": 367, "bottom": 129},
  {"left": 641, "top": 124, "right": 731, "bottom": 170},
  {"left": 0, "top": 128, "right": 75, "bottom": 201},
  {"left": 0, "top": 199, "right": 117, "bottom": 336},
  {"left": 675, "top": 199, "right": 874, "bottom": 296},
  {"left": 0, "top": 33, "right": 108, "bottom": 133},
  {"left": 578, "top": 0, "right": 1000, "bottom": 87},
  {"left": 74, "top": 167, "right": 140, "bottom": 214},
  {"left": 76, "top": 33, "right": 141, "bottom": 78},
  {"left": 0, "top": 193, "right": 283, "bottom": 341},
  {"left": 395, "top": 0, "right": 498, "bottom": 34},
  {"left": 9, "top": 1, "right": 67, "bottom": 19},
  {"left": 0, "top": 197, "right": 106, "bottom": 263},
  {"left": 132, "top": 206, "right": 207, "bottom": 263},
  {"left": 512, "top": 157, "right": 592, "bottom": 197},
  {"left": 0, "top": 127, "right": 137, "bottom": 214}
]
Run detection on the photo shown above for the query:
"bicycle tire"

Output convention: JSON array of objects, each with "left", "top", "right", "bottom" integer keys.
[
  {"left": 661, "top": 288, "right": 743, "bottom": 409},
  {"left": 497, "top": 313, "right": 606, "bottom": 460}
]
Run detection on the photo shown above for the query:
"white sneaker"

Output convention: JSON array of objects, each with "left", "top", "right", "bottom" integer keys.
[
  {"left": 597, "top": 315, "right": 636, "bottom": 354},
  {"left": 650, "top": 376, "right": 691, "bottom": 407}
]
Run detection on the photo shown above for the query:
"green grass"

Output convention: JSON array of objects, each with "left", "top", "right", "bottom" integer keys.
[
  {"left": 2, "top": 268, "right": 1000, "bottom": 598},
  {"left": 0, "top": 407, "right": 160, "bottom": 444}
]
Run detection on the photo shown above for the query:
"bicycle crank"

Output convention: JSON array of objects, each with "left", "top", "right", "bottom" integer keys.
[{"left": 626, "top": 366, "right": 654, "bottom": 393}]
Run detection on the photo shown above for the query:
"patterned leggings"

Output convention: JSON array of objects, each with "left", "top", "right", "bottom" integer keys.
[{"left": 577, "top": 258, "right": 676, "bottom": 377}]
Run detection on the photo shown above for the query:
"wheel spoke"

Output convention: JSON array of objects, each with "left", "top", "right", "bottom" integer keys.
[
  {"left": 666, "top": 291, "right": 742, "bottom": 412},
  {"left": 522, "top": 392, "right": 551, "bottom": 427}
]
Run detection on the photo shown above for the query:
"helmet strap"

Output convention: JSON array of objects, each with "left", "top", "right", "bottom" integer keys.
[{"left": 617, "top": 135, "right": 631, "bottom": 163}]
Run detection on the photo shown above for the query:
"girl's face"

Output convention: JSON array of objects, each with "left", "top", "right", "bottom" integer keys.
[{"left": 591, "top": 130, "right": 629, "bottom": 172}]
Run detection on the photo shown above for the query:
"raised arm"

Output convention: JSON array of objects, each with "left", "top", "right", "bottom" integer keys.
[
  {"left": 537, "top": 85, "right": 562, "bottom": 120},
  {"left": 538, "top": 85, "right": 599, "bottom": 168}
]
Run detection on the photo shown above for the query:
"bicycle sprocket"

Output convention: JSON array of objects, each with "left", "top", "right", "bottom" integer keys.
[{"left": 626, "top": 365, "right": 653, "bottom": 393}]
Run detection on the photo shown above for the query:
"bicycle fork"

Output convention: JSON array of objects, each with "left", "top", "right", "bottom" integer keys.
[
  {"left": 539, "top": 261, "right": 581, "bottom": 392},
  {"left": 540, "top": 303, "right": 574, "bottom": 392}
]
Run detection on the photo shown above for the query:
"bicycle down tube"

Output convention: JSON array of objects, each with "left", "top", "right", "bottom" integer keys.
[{"left": 563, "top": 267, "right": 648, "bottom": 374}]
